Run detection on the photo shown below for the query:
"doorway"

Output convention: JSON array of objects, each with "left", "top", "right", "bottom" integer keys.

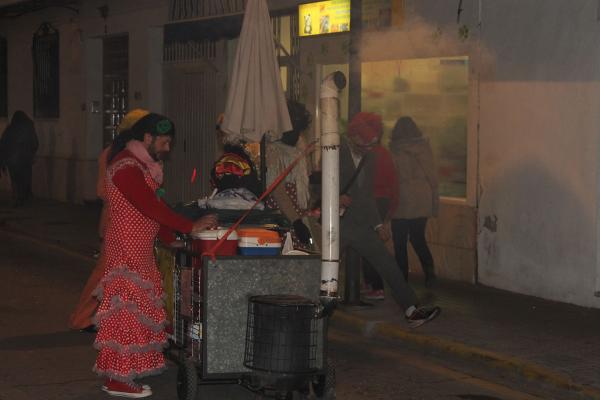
[{"left": 162, "top": 40, "right": 228, "bottom": 204}]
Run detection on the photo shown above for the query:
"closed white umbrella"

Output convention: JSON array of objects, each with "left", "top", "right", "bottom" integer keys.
[{"left": 221, "top": 0, "right": 292, "bottom": 143}]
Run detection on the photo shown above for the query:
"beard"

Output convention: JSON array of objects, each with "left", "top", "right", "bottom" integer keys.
[{"left": 148, "top": 142, "right": 167, "bottom": 161}]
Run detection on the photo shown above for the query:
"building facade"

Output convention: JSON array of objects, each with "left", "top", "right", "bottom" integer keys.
[{"left": 1, "top": 0, "right": 599, "bottom": 308}]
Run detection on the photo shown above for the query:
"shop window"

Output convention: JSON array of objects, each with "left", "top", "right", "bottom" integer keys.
[
  {"left": 32, "top": 23, "right": 59, "bottom": 118},
  {"left": 0, "top": 36, "right": 6, "bottom": 118},
  {"left": 362, "top": 57, "right": 469, "bottom": 198}
]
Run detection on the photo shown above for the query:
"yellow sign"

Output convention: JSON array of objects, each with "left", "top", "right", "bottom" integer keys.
[{"left": 299, "top": 0, "right": 351, "bottom": 37}]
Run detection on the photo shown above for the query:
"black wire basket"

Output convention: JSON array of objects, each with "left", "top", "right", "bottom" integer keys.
[{"left": 244, "top": 294, "right": 319, "bottom": 375}]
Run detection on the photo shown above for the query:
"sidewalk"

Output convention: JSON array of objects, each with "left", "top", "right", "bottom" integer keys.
[
  {"left": 0, "top": 191, "right": 100, "bottom": 260},
  {"left": 336, "top": 282, "right": 600, "bottom": 399},
  {"left": 2, "top": 192, "right": 600, "bottom": 399}
]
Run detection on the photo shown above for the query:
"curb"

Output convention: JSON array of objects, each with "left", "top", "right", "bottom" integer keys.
[{"left": 331, "top": 310, "right": 600, "bottom": 400}]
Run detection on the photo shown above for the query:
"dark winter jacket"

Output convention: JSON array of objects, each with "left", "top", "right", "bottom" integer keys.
[{"left": 0, "top": 111, "right": 39, "bottom": 169}]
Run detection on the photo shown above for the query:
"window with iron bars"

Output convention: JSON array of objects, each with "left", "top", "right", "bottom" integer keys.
[
  {"left": 0, "top": 36, "right": 7, "bottom": 118},
  {"left": 32, "top": 22, "right": 59, "bottom": 118}
]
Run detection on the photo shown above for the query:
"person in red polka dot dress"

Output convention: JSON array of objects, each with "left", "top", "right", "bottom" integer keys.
[{"left": 93, "top": 113, "right": 217, "bottom": 398}]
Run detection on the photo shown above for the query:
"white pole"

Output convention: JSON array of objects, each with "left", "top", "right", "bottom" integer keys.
[{"left": 319, "top": 71, "right": 346, "bottom": 300}]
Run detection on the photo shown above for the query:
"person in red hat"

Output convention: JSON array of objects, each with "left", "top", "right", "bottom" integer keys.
[
  {"left": 346, "top": 112, "right": 400, "bottom": 301},
  {"left": 338, "top": 112, "right": 440, "bottom": 328}
]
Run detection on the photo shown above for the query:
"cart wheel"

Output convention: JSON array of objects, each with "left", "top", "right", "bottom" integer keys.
[
  {"left": 313, "top": 358, "right": 336, "bottom": 400},
  {"left": 177, "top": 360, "right": 198, "bottom": 400}
]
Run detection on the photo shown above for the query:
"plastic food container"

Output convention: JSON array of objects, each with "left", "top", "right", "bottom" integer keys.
[
  {"left": 237, "top": 228, "right": 282, "bottom": 256},
  {"left": 191, "top": 229, "right": 238, "bottom": 256}
]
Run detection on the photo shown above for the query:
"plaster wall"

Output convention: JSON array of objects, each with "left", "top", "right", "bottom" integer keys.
[
  {"left": 478, "top": 81, "right": 600, "bottom": 307},
  {"left": 0, "top": 0, "right": 169, "bottom": 202},
  {"left": 0, "top": 10, "right": 88, "bottom": 201},
  {"left": 476, "top": 1, "right": 600, "bottom": 307}
]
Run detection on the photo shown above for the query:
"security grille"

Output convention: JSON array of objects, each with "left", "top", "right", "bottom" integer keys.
[
  {"left": 162, "top": 39, "right": 226, "bottom": 203},
  {"left": 164, "top": 40, "right": 216, "bottom": 63},
  {"left": 169, "top": 0, "right": 246, "bottom": 21},
  {"left": 32, "top": 22, "right": 59, "bottom": 118}
]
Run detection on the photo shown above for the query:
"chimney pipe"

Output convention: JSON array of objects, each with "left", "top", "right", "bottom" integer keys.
[{"left": 319, "top": 71, "right": 346, "bottom": 302}]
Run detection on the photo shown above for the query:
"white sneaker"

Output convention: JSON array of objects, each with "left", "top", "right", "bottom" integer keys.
[{"left": 406, "top": 306, "right": 441, "bottom": 329}]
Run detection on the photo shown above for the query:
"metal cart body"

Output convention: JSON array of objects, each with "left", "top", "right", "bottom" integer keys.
[{"left": 173, "top": 252, "right": 331, "bottom": 399}]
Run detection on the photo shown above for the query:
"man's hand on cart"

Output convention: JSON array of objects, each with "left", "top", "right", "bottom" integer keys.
[
  {"left": 339, "top": 194, "right": 352, "bottom": 208},
  {"left": 292, "top": 218, "right": 312, "bottom": 246},
  {"left": 191, "top": 214, "right": 218, "bottom": 234},
  {"left": 375, "top": 222, "right": 391, "bottom": 242}
]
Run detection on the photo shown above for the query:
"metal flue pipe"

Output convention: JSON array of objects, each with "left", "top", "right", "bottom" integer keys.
[{"left": 319, "top": 71, "right": 347, "bottom": 301}]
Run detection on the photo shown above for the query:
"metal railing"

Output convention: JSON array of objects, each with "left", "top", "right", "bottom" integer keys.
[{"left": 169, "top": 0, "right": 246, "bottom": 21}]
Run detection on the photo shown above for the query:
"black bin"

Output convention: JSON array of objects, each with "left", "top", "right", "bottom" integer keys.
[{"left": 244, "top": 294, "right": 318, "bottom": 374}]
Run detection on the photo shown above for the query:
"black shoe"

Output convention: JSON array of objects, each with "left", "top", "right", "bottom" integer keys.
[
  {"left": 79, "top": 324, "right": 97, "bottom": 333},
  {"left": 406, "top": 306, "right": 441, "bottom": 328}
]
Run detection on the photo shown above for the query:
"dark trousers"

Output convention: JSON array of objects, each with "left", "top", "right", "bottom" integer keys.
[
  {"left": 8, "top": 163, "right": 33, "bottom": 205},
  {"left": 361, "top": 198, "right": 389, "bottom": 291},
  {"left": 341, "top": 217, "right": 418, "bottom": 310},
  {"left": 391, "top": 217, "right": 434, "bottom": 280}
]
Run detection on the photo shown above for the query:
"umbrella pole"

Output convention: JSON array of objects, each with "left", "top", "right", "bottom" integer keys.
[
  {"left": 319, "top": 71, "right": 347, "bottom": 303},
  {"left": 260, "top": 135, "right": 267, "bottom": 194}
]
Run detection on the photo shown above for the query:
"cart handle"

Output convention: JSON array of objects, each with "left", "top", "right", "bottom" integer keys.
[{"left": 202, "top": 139, "right": 318, "bottom": 261}]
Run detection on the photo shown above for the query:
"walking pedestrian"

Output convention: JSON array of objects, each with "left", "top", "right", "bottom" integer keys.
[
  {"left": 69, "top": 109, "right": 150, "bottom": 331},
  {"left": 0, "top": 110, "right": 38, "bottom": 207},
  {"left": 349, "top": 113, "right": 400, "bottom": 301},
  {"left": 93, "top": 112, "right": 217, "bottom": 398},
  {"left": 339, "top": 112, "right": 440, "bottom": 328},
  {"left": 389, "top": 116, "right": 439, "bottom": 287}
]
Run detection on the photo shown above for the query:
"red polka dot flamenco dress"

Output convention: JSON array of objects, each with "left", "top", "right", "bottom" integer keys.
[{"left": 93, "top": 151, "right": 189, "bottom": 383}]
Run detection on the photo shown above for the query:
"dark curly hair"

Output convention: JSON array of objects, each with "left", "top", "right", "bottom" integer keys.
[
  {"left": 281, "top": 99, "right": 312, "bottom": 147},
  {"left": 109, "top": 113, "right": 175, "bottom": 161}
]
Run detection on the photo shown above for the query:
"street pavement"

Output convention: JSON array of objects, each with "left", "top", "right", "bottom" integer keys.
[
  {"left": 0, "top": 229, "right": 548, "bottom": 400},
  {"left": 1, "top": 192, "right": 600, "bottom": 399}
]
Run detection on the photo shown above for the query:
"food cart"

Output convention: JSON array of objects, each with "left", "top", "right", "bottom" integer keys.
[
  {"left": 158, "top": 0, "right": 347, "bottom": 398},
  {"left": 159, "top": 66, "right": 346, "bottom": 399}
]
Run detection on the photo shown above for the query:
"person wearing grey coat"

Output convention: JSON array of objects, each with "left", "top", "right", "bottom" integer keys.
[
  {"left": 338, "top": 131, "right": 440, "bottom": 328},
  {"left": 389, "top": 116, "right": 439, "bottom": 286}
]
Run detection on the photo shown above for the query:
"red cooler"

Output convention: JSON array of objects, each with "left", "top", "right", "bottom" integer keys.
[{"left": 191, "top": 229, "right": 238, "bottom": 257}]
